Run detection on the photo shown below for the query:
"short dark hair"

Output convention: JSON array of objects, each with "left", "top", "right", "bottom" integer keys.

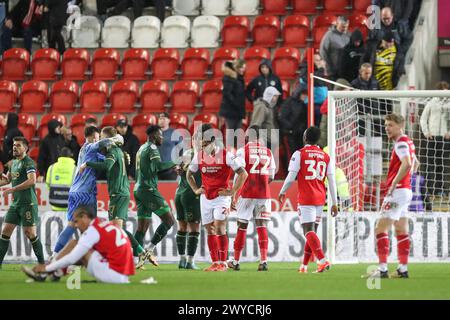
[
  {"left": 146, "top": 124, "right": 161, "bottom": 137},
  {"left": 74, "top": 205, "right": 95, "bottom": 219},
  {"left": 60, "top": 147, "right": 73, "bottom": 158},
  {"left": 13, "top": 136, "right": 29, "bottom": 148},
  {"left": 101, "top": 126, "right": 117, "bottom": 138},
  {"left": 304, "top": 126, "right": 321, "bottom": 145},
  {"left": 84, "top": 125, "right": 100, "bottom": 138},
  {"left": 86, "top": 118, "right": 97, "bottom": 125},
  {"left": 198, "top": 123, "right": 215, "bottom": 143}
]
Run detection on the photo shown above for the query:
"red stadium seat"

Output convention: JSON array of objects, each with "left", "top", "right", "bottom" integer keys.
[
  {"left": 122, "top": 48, "right": 150, "bottom": 80},
  {"left": 50, "top": 80, "right": 79, "bottom": 113},
  {"left": 17, "top": 113, "right": 37, "bottom": 142},
  {"left": 38, "top": 113, "right": 67, "bottom": 139},
  {"left": 211, "top": 48, "right": 240, "bottom": 78},
  {"left": 272, "top": 47, "right": 301, "bottom": 80},
  {"left": 261, "top": 0, "right": 288, "bottom": 15},
  {"left": 181, "top": 48, "right": 210, "bottom": 80},
  {"left": 91, "top": 48, "right": 120, "bottom": 80},
  {"left": 141, "top": 80, "right": 169, "bottom": 112},
  {"left": 110, "top": 80, "right": 139, "bottom": 113},
  {"left": 132, "top": 113, "right": 157, "bottom": 144},
  {"left": 170, "top": 112, "right": 189, "bottom": 130},
  {"left": 61, "top": 48, "right": 90, "bottom": 80},
  {"left": 190, "top": 112, "right": 219, "bottom": 134},
  {"left": 201, "top": 80, "right": 223, "bottom": 112},
  {"left": 101, "top": 113, "right": 127, "bottom": 128},
  {"left": 151, "top": 48, "right": 180, "bottom": 80},
  {"left": 29, "top": 147, "right": 39, "bottom": 164},
  {"left": 292, "top": 0, "right": 318, "bottom": 15},
  {"left": 354, "top": 0, "right": 372, "bottom": 13},
  {"left": 19, "top": 80, "right": 48, "bottom": 113},
  {"left": 282, "top": 15, "right": 310, "bottom": 47},
  {"left": 80, "top": 80, "right": 109, "bottom": 113},
  {"left": 1, "top": 48, "right": 30, "bottom": 80},
  {"left": 252, "top": 15, "right": 280, "bottom": 48},
  {"left": 312, "top": 14, "right": 337, "bottom": 48},
  {"left": 0, "top": 80, "right": 18, "bottom": 112},
  {"left": 221, "top": 16, "right": 250, "bottom": 48},
  {"left": 323, "top": 0, "right": 350, "bottom": 15},
  {"left": 243, "top": 47, "right": 271, "bottom": 81},
  {"left": 170, "top": 81, "right": 200, "bottom": 113},
  {"left": 349, "top": 14, "right": 369, "bottom": 39},
  {"left": 71, "top": 113, "right": 98, "bottom": 145},
  {"left": 281, "top": 80, "right": 290, "bottom": 99},
  {"left": 31, "top": 48, "right": 60, "bottom": 80}
]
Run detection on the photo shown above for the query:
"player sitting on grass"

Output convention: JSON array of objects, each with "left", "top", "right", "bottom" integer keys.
[
  {"left": 22, "top": 205, "right": 135, "bottom": 284},
  {"left": 0, "top": 137, "right": 45, "bottom": 271},
  {"left": 279, "top": 127, "right": 338, "bottom": 273}
]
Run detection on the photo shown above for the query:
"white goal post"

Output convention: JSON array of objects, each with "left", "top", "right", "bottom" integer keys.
[{"left": 327, "top": 90, "right": 450, "bottom": 264}]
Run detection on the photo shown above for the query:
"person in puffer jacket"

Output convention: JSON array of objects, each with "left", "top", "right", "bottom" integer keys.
[{"left": 245, "top": 59, "right": 283, "bottom": 105}]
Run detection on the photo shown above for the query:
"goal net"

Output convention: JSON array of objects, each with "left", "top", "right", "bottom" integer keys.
[{"left": 327, "top": 90, "right": 450, "bottom": 263}]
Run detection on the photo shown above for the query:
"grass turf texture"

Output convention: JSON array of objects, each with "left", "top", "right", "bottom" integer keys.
[{"left": 1, "top": 263, "right": 450, "bottom": 300}]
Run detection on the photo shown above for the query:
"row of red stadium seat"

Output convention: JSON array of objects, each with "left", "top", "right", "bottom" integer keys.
[
  {"left": 260, "top": 0, "right": 371, "bottom": 15},
  {"left": 0, "top": 46, "right": 304, "bottom": 81}
]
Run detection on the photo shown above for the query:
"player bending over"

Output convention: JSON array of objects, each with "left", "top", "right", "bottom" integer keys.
[
  {"left": 279, "top": 127, "right": 338, "bottom": 273},
  {"left": 368, "top": 113, "right": 418, "bottom": 279},
  {"left": 187, "top": 124, "right": 248, "bottom": 272},
  {"left": 135, "top": 125, "right": 178, "bottom": 268},
  {"left": 0, "top": 137, "right": 45, "bottom": 270},
  {"left": 22, "top": 206, "right": 134, "bottom": 284},
  {"left": 228, "top": 125, "right": 276, "bottom": 271}
]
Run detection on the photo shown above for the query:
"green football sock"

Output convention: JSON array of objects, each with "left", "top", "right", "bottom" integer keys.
[
  {"left": 187, "top": 232, "right": 200, "bottom": 257},
  {"left": 30, "top": 236, "right": 45, "bottom": 264},
  {"left": 150, "top": 222, "right": 172, "bottom": 246},
  {"left": 176, "top": 231, "right": 187, "bottom": 256},
  {"left": 134, "top": 230, "right": 145, "bottom": 247},
  {"left": 124, "top": 229, "right": 144, "bottom": 256},
  {"left": 0, "top": 235, "right": 11, "bottom": 266}
]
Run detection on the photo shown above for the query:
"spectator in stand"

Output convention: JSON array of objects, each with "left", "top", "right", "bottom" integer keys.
[
  {"left": 98, "top": 0, "right": 166, "bottom": 22},
  {"left": 372, "top": 0, "right": 414, "bottom": 26},
  {"left": 319, "top": 16, "right": 350, "bottom": 81},
  {"left": 115, "top": 118, "right": 140, "bottom": 180},
  {"left": 61, "top": 126, "right": 80, "bottom": 164},
  {"left": 157, "top": 112, "right": 179, "bottom": 181},
  {"left": 1, "top": 113, "right": 24, "bottom": 166},
  {"left": 337, "top": 28, "right": 365, "bottom": 83},
  {"left": 419, "top": 81, "right": 450, "bottom": 196},
  {"left": 37, "top": 119, "right": 65, "bottom": 181},
  {"left": 0, "top": 0, "right": 43, "bottom": 54},
  {"left": 351, "top": 63, "right": 379, "bottom": 90},
  {"left": 42, "top": 0, "right": 67, "bottom": 54},
  {"left": 245, "top": 59, "right": 283, "bottom": 106},
  {"left": 363, "top": 31, "right": 405, "bottom": 91},
  {"left": 278, "top": 86, "right": 308, "bottom": 156},
  {"left": 368, "top": 6, "right": 413, "bottom": 54}
]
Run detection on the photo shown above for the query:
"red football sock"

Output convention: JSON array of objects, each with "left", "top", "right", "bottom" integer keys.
[
  {"left": 397, "top": 234, "right": 410, "bottom": 265},
  {"left": 218, "top": 234, "right": 229, "bottom": 263},
  {"left": 256, "top": 226, "right": 268, "bottom": 262},
  {"left": 376, "top": 233, "right": 389, "bottom": 264},
  {"left": 305, "top": 231, "right": 325, "bottom": 261},
  {"left": 303, "top": 241, "right": 312, "bottom": 266},
  {"left": 233, "top": 228, "right": 247, "bottom": 262},
  {"left": 207, "top": 234, "right": 219, "bottom": 263}
]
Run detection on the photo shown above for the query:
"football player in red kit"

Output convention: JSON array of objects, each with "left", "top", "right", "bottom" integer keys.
[
  {"left": 187, "top": 124, "right": 248, "bottom": 272},
  {"left": 279, "top": 127, "right": 338, "bottom": 273},
  {"left": 23, "top": 206, "right": 134, "bottom": 284},
  {"left": 228, "top": 125, "right": 276, "bottom": 271}
]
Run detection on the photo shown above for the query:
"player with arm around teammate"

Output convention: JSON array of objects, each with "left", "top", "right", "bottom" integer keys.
[{"left": 279, "top": 127, "right": 339, "bottom": 273}]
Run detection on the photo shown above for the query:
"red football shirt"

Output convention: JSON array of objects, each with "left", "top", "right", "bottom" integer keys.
[{"left": 386, "top": 135, "right": 415, "bottom": 190}]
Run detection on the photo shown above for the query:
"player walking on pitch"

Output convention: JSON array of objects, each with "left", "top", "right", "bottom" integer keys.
[
  {"left": 279, "top": 127, "right": 338, "bottom": 273},
  {"left": 367, "top": 113, "right": 418, "bottom": 279},
  {"left": 187, "top": 124, "right": 248, "bottom": 272},
  {"left": 228, "top": 125, "right": 276, "bottom": 271}
]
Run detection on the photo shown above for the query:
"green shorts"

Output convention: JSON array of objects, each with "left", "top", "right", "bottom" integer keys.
[
  {"left": 134, "top": 189, "right": 170, "bottom": 220},
  {"left": 108, "top": 195, "right": 130, "bottom": 221},
  {"left": 5, "top": 203, "right": 39, "bottom": 227},
  {"left": 175, "top": 192, "right": 201, "bottom": 223}
]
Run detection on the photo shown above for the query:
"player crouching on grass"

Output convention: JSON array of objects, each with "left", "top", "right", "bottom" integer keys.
[
  {"left": 365, "top": 114, "right": 418, "bottom": 279},
  {"left": 279, "top": 127, "right": 339, "bottom": 273},
  {"left": 22, "top": 205, "right": 135, "bottom": 284},
  {"left": 186, "top": 124, "right": 248, "bottom": 272}
]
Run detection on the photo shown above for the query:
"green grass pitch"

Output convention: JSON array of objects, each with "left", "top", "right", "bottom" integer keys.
[{"left": 1, "top": 263, "right": 450, "bottom": 300}]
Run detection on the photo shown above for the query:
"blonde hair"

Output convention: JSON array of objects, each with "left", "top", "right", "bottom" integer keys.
[
  {"left": 233, "top": 59, "right": 246, "bottom": 70},
  {"left": 385, "top": 113, "right": 405, "bottom": 125}
]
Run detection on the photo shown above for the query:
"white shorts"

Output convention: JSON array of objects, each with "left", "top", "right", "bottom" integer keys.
[
  {"left": 297, "top": 206, "right": 324, "bottom": 225},
  {"left": 86, "top": 250, "right": 129, "bottom": 284},
  {"left": 381, "top": 188, "right": 412, "bottom": 221},
  {"left": 237, "top": 198, "right": 272, "bottom": 222},
  {"left": 200, "top": 194, "right": 231, "bottom": 225}
]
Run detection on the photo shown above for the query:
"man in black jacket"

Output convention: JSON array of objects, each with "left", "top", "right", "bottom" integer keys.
[
  {"left": 245, "top": 59, "right": 283, "bottom": 105},
  {"left": 61, "top": 126, "right": 80, "bottom": 163},
  {"left": 43, "top": 0, "right": 67, "bottom": 54},
  {"left": 37, "top": 119, "right": 65, "bottom": 180},
  {"left": 116, "top": 119, "right": 140, "bottom": 179},
  {"left": 338, "top": 28, "right": 365, "bottom": 83},
  {"left": 373, "top": 0, "right": 414, "bottom": 25},
  {"left": 351, "top": 63, "right": 380, "bottom": 90}
]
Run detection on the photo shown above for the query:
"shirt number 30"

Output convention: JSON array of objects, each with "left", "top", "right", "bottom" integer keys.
[{"left": 304, "top": 160, "right": 327, "bottom": 180}]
